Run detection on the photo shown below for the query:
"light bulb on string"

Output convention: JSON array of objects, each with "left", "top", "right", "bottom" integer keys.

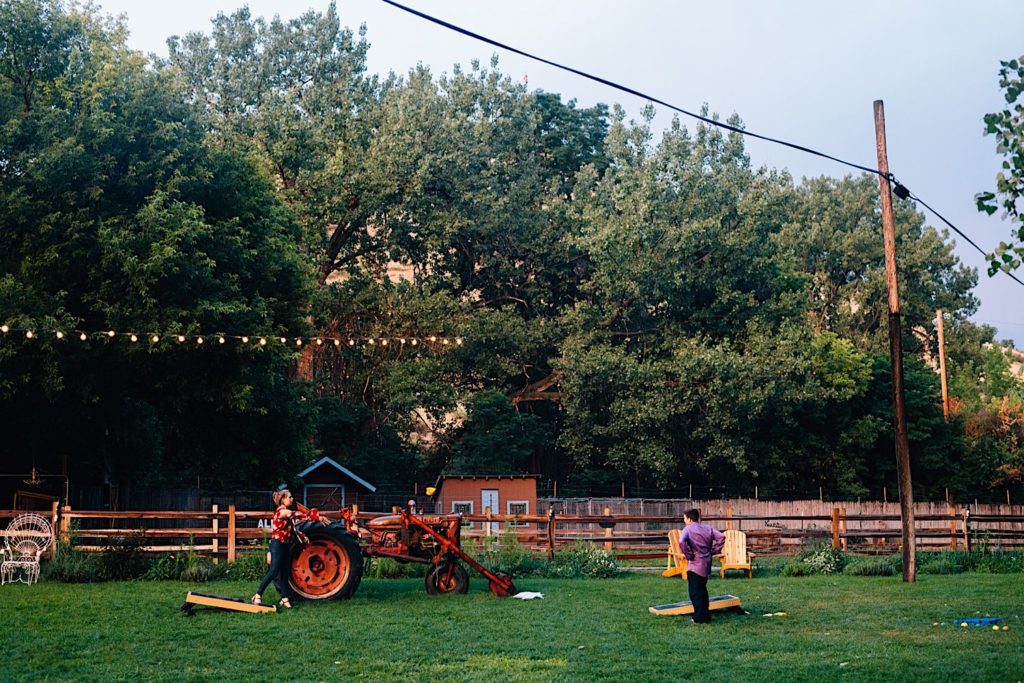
[
  {"left": 315, "top": 338, "right": 323, "bottom": 346},
  {"left": 177, "top": 335, "right": 186, "bottom": 343},
  {"left": 368, "top": 338, "right": 376, "bottom": 346},
  {"left": 456, "top": 338, "right": 463, "bottom": 346},
  {"left": 400, "top": 338, "right": 406, "bottom": 345},
  {"left": 55, "top": 331, "right": 64, "bottom": 339},
  {"left": 442, "top": 338, "right": 449, "bottom": 345},
  {"left": 295, "top": 339, "right": 303, "bottom": 346},
  {"left": 348, "top": 339, "right": 355, "bottom": 347},
  {"left": 279, "top": 337, "right": 286, "bottom": 344},
  {"left": 107, "top": 330, "right": 116, "bottom": 338},
  {"left": 429, "top": 336, "right": 437, "bottom": 343},
  {"left": 218, "top": 337, "right": 225, "bottom": 345},
  {"left": 0, "top": 325, "right": 8, "bottom": 333},
  {"left": 130, "top": 334, "right": 138, "bottom": 343},
  {"left": 196, "top": 337, "right": 204, "bottom": 345},
  {"left": 241, "top": 336, "right": 249, "bottom": 344},
  {"left": 152, "top": 335, "right": 160, "bottom": 343},
  {"left": 381, "top": 339, "right": 388, "bottom": 346},
  {"left": 25, "top": 330, "right": 33, "bottom": 339},
  {"left": 259, "top": 338, "right": 267, "bottom": 346},
  {"left": 333, "top": 339, "right": 340, "bottom": 347},
  {"left": 411, "top": 339, "right": 419, "bottom": 346},
  {"left": 80, "top": 332, "right": 88, "bottom": 341}
]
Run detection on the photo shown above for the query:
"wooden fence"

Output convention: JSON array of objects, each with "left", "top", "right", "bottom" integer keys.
[{"left": 4, "top": 499, "right": 1023, "bottom": 562}]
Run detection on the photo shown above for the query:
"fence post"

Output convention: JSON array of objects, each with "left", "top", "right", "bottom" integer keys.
[
  {"left": 603, "top": 506, "right": 613, "bottom": 551},
  {"left": 227, "top": 504, "right": 236, "bottom": 564},
  {"left": 485, "top": 506, "right": 492, "bottom": 537},
  {"left": 49, "top": 501, "right": 59, "bottom": 559},
  {"left": 831, "top": 508, "right": 841, "bottom": 549},
  {"left": 546, "top": 507, "right": 556, "bottom": 560},
  {"left": 839, "top": 508, "right": 848, "bottom": 551},
  {"left": 962, "top": 509, "right": 971, "bottom": 553},
  {"left": 948, "top": 505, "right": 957, "bottom": 549},
  {"left": 211, "top": 504, "right": 219, "bottom": 563},
  {"left": 60, "top": 504, "right": 71, "bottom": 547}
]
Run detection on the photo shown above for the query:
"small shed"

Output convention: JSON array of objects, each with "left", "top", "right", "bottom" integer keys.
[
  {"left": 434, "top": 475, "right": 539, "bottom": 531},
  {"left": 296, "top": 456, "right": 377, "bottom": 510}
]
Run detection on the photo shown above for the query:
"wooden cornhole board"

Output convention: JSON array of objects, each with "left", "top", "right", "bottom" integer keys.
[
  {"left": 648, "top": 594, "right": 741, "bottom": 616},
  {"left": 182, "top": 591, "right": 277, "bottom": 615}
]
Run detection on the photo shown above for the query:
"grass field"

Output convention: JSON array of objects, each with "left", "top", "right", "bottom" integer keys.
[{"left": 3, "top": 572, "right": 1022, "bottom": 682}]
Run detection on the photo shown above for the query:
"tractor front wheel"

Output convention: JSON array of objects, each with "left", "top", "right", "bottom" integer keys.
[
  {"left": 424, "top": 562, "right": 469, "bottom": 595},
  {"left": 288, "top": 523, "right": 363, "bottom": 601}
]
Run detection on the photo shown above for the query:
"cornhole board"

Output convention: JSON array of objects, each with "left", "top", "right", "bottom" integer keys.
[
  {"left": 649, "top": 594, "right": 741, "bottom": 616},
  {"left": 182, "top": 591, "right": 277, "bottom": 615}
]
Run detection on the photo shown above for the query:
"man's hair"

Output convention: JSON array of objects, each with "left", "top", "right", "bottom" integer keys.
[
  {"left": 684, "top": 508, "right": 700, "bottom": 522},
  {"left": 272, "top": 489, "right": 291, "bottom": 507}
]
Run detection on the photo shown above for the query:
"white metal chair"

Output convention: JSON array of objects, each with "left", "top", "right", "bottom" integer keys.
[{"left": 2, "top": 513, "right": 54, "bottom": 585}]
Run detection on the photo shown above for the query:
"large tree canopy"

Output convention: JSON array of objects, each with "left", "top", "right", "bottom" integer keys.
[{"left": 0, "top": 0, "right": 1018, "bottom": 503}]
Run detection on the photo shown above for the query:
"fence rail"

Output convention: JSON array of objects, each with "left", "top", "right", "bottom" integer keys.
[{"left": 7, "top": 500, "right": 1024, "bottom": 563}]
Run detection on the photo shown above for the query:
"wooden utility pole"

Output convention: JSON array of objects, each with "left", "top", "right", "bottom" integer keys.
[
  {"left": 874, "top": 100, "right": 916, "bottom": 582},
  {"left": 936, "top": 309, "right": 950, "bottom": 419}
]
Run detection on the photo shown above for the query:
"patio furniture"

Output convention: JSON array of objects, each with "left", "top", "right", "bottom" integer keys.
[{"left": 2, "top": 513, "right": 53, "bottom": 585}]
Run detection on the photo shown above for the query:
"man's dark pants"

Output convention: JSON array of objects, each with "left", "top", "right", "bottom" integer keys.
[{"left": 686, "top": 570, "right": 711, "bottom": 623}]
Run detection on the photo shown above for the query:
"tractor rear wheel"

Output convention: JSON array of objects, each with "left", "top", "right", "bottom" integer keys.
[
  {"left": 424, "top": 561, "right": 469, "bottom": 595},
  {"left": 288, "top": 523, "right": 363, "bottom": 600}
]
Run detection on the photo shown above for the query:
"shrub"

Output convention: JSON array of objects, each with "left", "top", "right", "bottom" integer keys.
[
  {"left": 366, "top": 557, "right": 428, "bottom": 579},
  {"left": 220, "top": 550, "right": 271, "bottom": 582},
  {"left": 799, "top": 544, "right": 847, "bottom": 575},
  {"left": 465, "top": 531, "right": 546, "bottom": 577},
  {"left": 100, "top": 531, "right": 149, "bottom": 580},
  {"left": 843, "top": 557, "right": 897, "bottom": 576},
  {"left": 548, "top": 541, "right": 621, "bottom": 578},
  {"left": 42, "top": 542, "right": 106, "bottom": 583},
  {"left": 780, "top": 561, "right": 811, "bottom": 577},
  {"left": 141, "top": 539, "right": 216, "bottom": 583}
]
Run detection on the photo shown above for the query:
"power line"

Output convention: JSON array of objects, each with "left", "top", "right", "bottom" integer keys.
[
  {"left": 377, "top": 0, "right": 1024, "bottom": 291},
  {"left": 379, "top": 0, "right": 882, "bottom": 177}
]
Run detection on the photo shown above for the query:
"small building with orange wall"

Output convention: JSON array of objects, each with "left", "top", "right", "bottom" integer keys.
[{"left": 434, "top": 475, "right": 539, "bottom": 530}]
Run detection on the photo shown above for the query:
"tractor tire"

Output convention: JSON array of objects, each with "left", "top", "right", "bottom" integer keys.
[
  {"left": 424, "top": 562, "right": 469, "bottom": 595},
  {"left": 288, "top": 522, "right": 363, "bottom": 601}
]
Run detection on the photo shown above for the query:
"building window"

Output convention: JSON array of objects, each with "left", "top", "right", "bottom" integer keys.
[
  {"left": 507, "top": 500, "right": 529, "bottom": 527},
  {"left": 452, "top": 500, "right": 473, "bottom": 528}
]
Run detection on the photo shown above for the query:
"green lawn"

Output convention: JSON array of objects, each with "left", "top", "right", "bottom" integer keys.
[{"left": 3, "top": 572, "right": 1022, "bottom": 682}]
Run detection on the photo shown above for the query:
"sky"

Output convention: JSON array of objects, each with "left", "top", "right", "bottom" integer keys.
[{"left": 95, "top": 0, "right": 1024, "bottom": 342}]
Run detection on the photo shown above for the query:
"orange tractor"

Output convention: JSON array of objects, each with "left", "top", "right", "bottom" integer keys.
[{"left": 286, "top": 504, "right": 517, "bottom": 602}]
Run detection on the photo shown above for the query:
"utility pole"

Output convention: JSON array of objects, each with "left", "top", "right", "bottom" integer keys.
[
  {"left": 936, "top": 309, "right": 950, "bottom": 419},
  {"left": 874, "top": 100, "right": 916, "bottom": 582}
]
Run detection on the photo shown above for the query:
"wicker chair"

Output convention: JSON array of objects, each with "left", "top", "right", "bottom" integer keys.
[{"left": 2, "top": 513, "right": 53, "bottom": 585}]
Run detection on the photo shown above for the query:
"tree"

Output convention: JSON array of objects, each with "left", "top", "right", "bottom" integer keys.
[
  {"left": 978, "top": 55, "right": 1024, "bottom": 274},
  {"left": 0, "top": 0, "right": 315, "bottom": 492}
]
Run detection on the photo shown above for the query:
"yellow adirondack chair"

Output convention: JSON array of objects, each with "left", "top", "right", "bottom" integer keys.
[
  {"left": 662, "top": 529, "right": 688, "bottom": 579},
  {"left": 715, "top": 529, "right": 754, "bottom": 578}
]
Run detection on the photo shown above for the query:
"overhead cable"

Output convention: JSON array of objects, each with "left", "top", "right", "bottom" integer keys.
[{"left": 378, "top": 0, "right": 1024, "bottom": 289}]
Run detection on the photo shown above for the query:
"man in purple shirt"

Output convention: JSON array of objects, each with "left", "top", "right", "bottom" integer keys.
[{"left": 679, "top": 508, "right": 726, "bottom": 623}]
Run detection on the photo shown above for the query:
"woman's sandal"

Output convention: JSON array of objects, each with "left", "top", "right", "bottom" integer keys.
[
  {"left": 279, "top": 597, "right": 292, "bottom": 609},
  {"left": 251, "top": 594, "right": 262, "bottom": 606}
]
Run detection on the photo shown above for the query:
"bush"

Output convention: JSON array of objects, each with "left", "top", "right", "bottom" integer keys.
[
  {"left": 100, "top": 531, "right": 150, "bottom": 580},
  {"left": 465, "top": 531, "right": 546, "bottom": 577},
  {"left": 220, "top": 550, "right": 271, "bottom": 582},
  {"left": 799, "top": 544, "right": 847, "bottom": 575},
  {"left": 142, "top": 541, "right": 217, "bottom": 583},
  {"left": 780, "top": 561, "right": 811, "bottom": 577},
  {"left": 366, "top": 557, "right": 428, "bottom": 579},
  {"left": 42, "top": 542, "right": 106, "bottom": 583},
  {"left": 843, "top": 557, "right": 897, "bottom": 576},
  {"left": 548, "top": 541, "right": 621, "bottom": 578}
]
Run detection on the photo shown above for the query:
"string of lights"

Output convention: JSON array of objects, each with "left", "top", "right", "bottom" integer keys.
[
  {"left": 378, "top": 0, "right": 1024, "bottom": 291},
  {"left": 0, "top": 324, "right": 463, "bottom": 349}
]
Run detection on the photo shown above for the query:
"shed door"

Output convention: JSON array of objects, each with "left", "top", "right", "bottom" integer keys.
[{"left": 481, "top": 489, "right": 499, "bottom": 533}]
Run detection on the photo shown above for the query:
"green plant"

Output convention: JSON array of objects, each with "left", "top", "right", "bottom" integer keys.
[
  {"left": 799, "top": 544, "right": 847, "bottom": 575},
  {"left": 365, "top": 557, "right": 428, "bottom": 579},
  {"left": 843, "top": 557, "right": 897, "bottom": 576},
  {"left": 547, "top": 541, "right": 621, "bottom": 578},
  {"left": 100, "top": 530, "right": 150, "bottom": 580},
  {"left": 41, "top": 526, "right": 106, "bottom": 583},
  {"left": 780, "top": 560, "right": 811, "bottom": 577},
  {"left": 464, "top": 529, "right": 546, "bottom": 577}
]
